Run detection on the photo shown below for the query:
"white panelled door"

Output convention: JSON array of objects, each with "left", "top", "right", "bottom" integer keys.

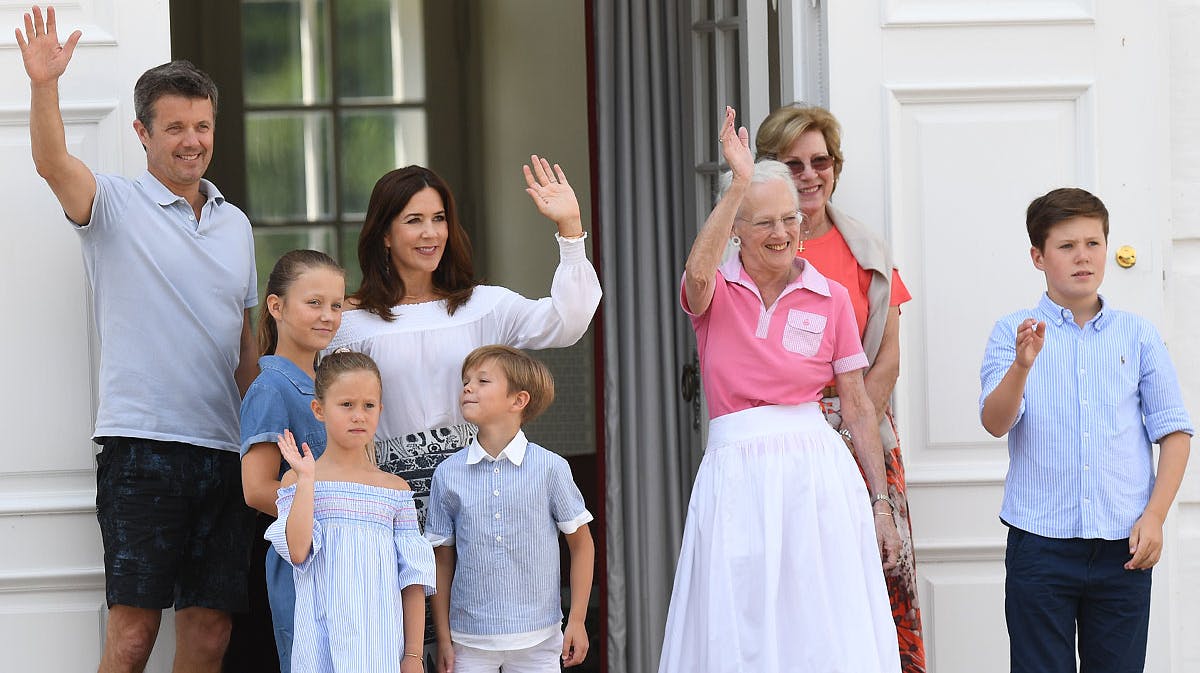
[
  {"left": 823, "top": 1, "right": 1176, "bottom": 671},
  {"left": 0, "top": 2, "right": 173, "bottom": 670}
]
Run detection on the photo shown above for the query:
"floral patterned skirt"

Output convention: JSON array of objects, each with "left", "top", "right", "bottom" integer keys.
[{"left": 819, "top": 394, "right": 927, "bottom": 673}]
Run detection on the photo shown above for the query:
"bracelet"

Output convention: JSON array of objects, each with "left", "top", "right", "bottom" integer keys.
[
  {"left": 404, "top": 652, "right": 422, "bottom": 660},
  {"left": 871, "top": 493, "right": 896, "bottom": 512},
  {"left": 874, "top": 512, "right": 893, "bottom": 517}
]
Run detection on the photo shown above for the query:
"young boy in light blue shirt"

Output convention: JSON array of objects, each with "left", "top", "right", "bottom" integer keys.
[
  {"left": 426, "top": 345, "right": 595, "bottom": 672},
  {"left": 979, "top": 187, "right": 1192, "bottom": 673}
]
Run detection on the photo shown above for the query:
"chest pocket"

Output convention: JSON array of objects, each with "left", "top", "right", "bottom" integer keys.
[{"left": 782, "top": 309, "right": 826, "bottom": 356}]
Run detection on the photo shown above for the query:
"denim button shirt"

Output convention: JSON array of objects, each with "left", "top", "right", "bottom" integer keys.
[{"left": 241, "top": 355, "right": 327, "bottom": 476}]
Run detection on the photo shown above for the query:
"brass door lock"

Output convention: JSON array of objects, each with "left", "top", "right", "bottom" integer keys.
[{"left": 1115, "top": 245, "right": 1136, "bottom": 268}]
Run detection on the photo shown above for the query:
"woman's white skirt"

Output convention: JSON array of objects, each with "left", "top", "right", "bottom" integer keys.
[{"left": 658, "top": 404, "right": 900, "bottom": 673}]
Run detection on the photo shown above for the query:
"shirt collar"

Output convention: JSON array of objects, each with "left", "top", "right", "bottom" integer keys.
[
  {"left": 718, "top": 254, "right": 831, "bottom": 299},
  {"left": 136, "top": 170, "right": 225, "bottom": 207},
  {"left": 465, "top": 429, "right": 529, "bottom": 466},
  {"left": 1036, "top": 292, "right": 1109, "bottom": 330},
  {"left": 258, "top": 355, "right": 315, "bottom": 395}
]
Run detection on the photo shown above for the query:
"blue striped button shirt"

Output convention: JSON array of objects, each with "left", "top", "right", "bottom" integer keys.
[
  {"left": 426, "top": 430, "right": 593, "bottom": 648},
  {"left": 980, "top": 294, "right": 1193, "bottom": 540}
]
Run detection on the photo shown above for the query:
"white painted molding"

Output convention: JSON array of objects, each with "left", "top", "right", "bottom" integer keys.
[
  {"left": 0, "top": 488, "right": 94, "bottom": 517},
  {"left": 0, "top": 24, "right": 116, "bottom": 48},
  {"left": 905, "top": 460, "right": 1008, "bottom": 486},
  {"left": 0, "top": 100, "right": 119, "bottom": 126},
  {"left": 0, "top": 567, "right": 103, "bottom": 593},
  {"left": 888, "top": 81, "right": 1093, "bottom": 104},
  {"left": 914, "top": 538, "right": 1006, "bottom": 562},
  {"left": 881, "top": 0, "right": 1094, "bottom": 28},
  {"left": 0, "top": 469, "right": 97, "bottom": 516}
]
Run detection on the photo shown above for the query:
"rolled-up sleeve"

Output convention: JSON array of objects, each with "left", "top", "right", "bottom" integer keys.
[{"left": 1138, "top": 325, "right": 1194, "bottom": 441}]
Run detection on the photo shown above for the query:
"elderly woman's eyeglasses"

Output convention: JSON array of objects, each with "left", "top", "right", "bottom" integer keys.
[
  {"left": 740, "top": 213, "right": 802, "bottom": 229},
  {"left": 782, "top": 156, "right": 834, "bottom": 175}
]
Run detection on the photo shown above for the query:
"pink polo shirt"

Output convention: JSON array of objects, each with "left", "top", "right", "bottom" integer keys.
[{"left": 682, "top": 256, "right": 868, "bottom": 420}]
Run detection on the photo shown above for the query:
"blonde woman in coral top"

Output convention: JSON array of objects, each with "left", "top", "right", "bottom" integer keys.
[{"left": 757, "top": 103, "right": 923, "bottom": 673}]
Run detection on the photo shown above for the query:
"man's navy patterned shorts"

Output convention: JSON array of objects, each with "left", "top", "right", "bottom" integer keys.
[{"left": 96, "top": 437, "right": 254, "bottom": 612}]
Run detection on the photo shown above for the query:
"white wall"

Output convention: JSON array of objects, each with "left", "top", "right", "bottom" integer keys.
[
  {"left": 1167, "top": 2, "right": 1200, "bottom": 669},
  {"left": 0, "top": 2, "right": 177, "bottom": 670}
]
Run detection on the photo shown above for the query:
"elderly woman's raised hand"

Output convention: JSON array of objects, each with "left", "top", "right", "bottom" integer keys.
[
  {"left": 523, "top": 155, "right": 584, "bottom": 238},
  {"left": 718, "top": 106, "right": 754, "bottom": 183}
]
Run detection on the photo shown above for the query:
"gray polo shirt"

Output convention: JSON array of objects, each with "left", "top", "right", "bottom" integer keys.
[{"left": 75, "top": 171, "right": 257, "bottom": 452}]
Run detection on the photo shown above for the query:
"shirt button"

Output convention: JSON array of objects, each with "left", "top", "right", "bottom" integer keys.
[
  {"left": 494, "top": 512, "right": 501, "bottom": 519},
  {"left": 1079, "top": 368, "right": 1086, "bottom": 375},
  {"left": 493, "top": 467, "right": 500, "bottom": 474},
  {"left": 1082, "top": 399, "right": 1088, "bottom": 406},
  {"left": 495, "top": 535, "right": 502, "bottom": 542},
  {"left": 1083, "top": 464, "right": 1090, "bottom": 471},
  {"left": 1082, "top": 432, "right": 1089, "bottom": 439},
  {"left": 1083, "top": 498, "right": 1090, "bottom": 504},
  {"left": 493, "top": 489, "right": 500, "bottom": 496}
]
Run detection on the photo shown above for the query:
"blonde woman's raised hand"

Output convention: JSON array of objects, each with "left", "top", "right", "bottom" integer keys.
[
  {"left": 277, "top": 429, "right": 316, "bottom": 480},
  {"left": 16, "top": 6, "right": 81, "bottom": 85},
  {"left": 523, "top": 155, "right": 584, "bottom": 237},
  {"left": 719, "top": 106, "right": 753, "bottom": 182}
]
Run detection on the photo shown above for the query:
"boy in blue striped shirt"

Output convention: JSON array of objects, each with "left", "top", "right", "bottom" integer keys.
[
  {"left": 427, "top": 345, "right": 595, "bottom": 672},
  {"left": 979, "top": 187, "right": 1192, "bottom": 673}
]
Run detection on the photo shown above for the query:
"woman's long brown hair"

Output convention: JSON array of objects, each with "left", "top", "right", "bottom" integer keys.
[{"left": 351, "top": 166, "right": 477, "bottom": 319}]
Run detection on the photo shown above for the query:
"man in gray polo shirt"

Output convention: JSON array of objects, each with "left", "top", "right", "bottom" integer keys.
[{"left": 19, "top": 6, "right": 258, "bottom": 673}]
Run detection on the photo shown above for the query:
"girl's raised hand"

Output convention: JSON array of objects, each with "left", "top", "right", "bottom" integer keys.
[
  {"left": 719, "top": 106, "right": 753, "bottom": 182},
  {"left": 277, "top": 429, "right": 316, "bottom": 480},
  {"left": 523, "top": 155, "right": 583, "bottom": 236}
]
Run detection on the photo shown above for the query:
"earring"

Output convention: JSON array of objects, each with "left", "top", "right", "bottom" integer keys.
[{"left": 730, "top": 234, "right": 742, "bottom": 248}]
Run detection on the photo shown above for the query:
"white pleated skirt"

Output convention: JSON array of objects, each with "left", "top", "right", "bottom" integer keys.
[{"left": 658, "top": 403, "right": 901, "bottom": 673}]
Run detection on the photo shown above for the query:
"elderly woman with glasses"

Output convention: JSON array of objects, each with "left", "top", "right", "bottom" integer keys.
[
  {"left": 756, "top": 103, "right": 922, "bottom": 672},
  {"left": 657, "top": 106, "right": 902, "bottom": 673}
]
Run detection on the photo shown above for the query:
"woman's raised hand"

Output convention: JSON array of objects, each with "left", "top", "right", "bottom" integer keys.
[
  {"left": 277, "top": 429, "right": 316, "bottom": 480},
  {"left": 16, "top": 6, "right": 81, "bottom": 85},
  {"left": 719, "top": 106, "right": 753, "bottom": 182},
  {"left": 523, "top": 155, "right": 584, "bottom": 237}
]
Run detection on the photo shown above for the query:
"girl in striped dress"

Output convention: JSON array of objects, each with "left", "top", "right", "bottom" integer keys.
[{"left": 267, "top": 352, "right": 437, "bottom": 673}]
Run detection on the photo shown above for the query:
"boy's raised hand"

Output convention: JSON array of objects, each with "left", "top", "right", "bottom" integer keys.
[
  {"left": 562, "top": 620, "right": 589, "bottom": 667},
  {"left": 277, "top": 429, "right": 315, "bottom": 480},
  {"left": 1014, "top": 318, "right": 1046, "bottom": 369}
]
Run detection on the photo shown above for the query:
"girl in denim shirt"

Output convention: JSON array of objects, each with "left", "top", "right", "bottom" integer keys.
[{"left": 240, "top": 250, "right": 345, "bottom": 672}]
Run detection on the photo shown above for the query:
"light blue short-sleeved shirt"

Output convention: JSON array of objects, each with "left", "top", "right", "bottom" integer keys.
[
  {"left": 426, "top": 431, "right": 593, "bottom": 647},
  {"left": 77, "top": 171, "right": 257, "bottom": 452},
  {"left": 979, "top": 294, "right": 1194, "bottom": 539}
]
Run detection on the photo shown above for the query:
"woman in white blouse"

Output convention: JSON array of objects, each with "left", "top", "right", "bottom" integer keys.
[{"left": 326, "top": 158, "right": 601, "bottom": 518}]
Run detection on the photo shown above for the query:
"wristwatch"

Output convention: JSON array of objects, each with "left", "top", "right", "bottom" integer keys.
[{"left": 871, "top": 493, "right": 896, "bottom": 512}]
